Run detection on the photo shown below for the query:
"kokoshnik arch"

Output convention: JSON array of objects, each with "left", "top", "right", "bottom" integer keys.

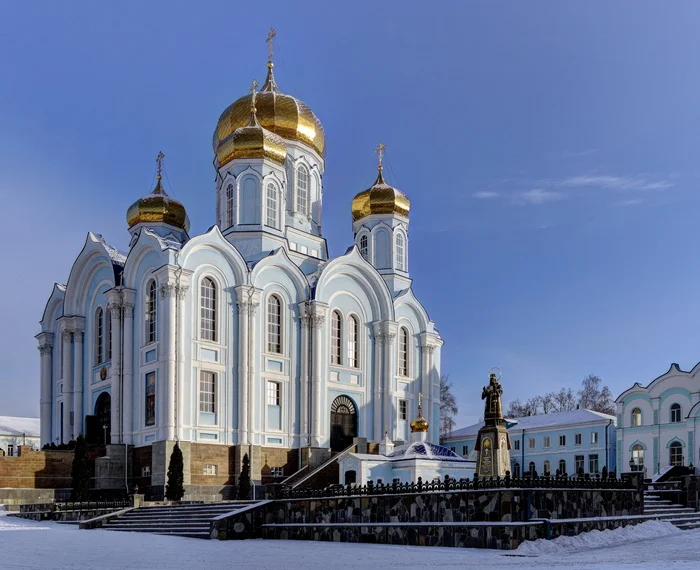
[{"left": 34, "top": 36, "right": 443, "bottom": 489}]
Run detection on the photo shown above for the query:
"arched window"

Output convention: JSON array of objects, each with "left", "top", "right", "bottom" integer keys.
[
  {"left": 330, "top": 311, "right": 342, "bottom": 365},
  {"left": 513, "top": 463, "right": 520, "bottom": 478},
  {"left": 670, "top": 441, "right": 683, "bottom": 467},
  {"left": 266, "top": 183, "right": 278, "bottom": 229},
  {"left": 558, "top": 459, "right": 567, "bottom": 475},
  {"left": 528, "top": 462, "right": 536, "bottom": 476},
  {"left": 359, "top": 234, "right": 368, "bottom": 260},
  {"left": 543, "top": 460, "right": 551, "bottom": 476},
  {"left": 146, "top": 280, "right": 157, "bottom": 344},
  {"left": 94, "top": 307, "right": 104, "bottom": 364},
  {"left": 200, "top": 277, "right": 217, "bottom": 342},
  {"left": 347, "top": 315, "right": 359, "bottom": 368},
  {"left": 296, "top": 165, "right": 309, "bottom": 215},
  {"left": 226, "top": 183, "right": 234, "bottom": 228},
  {"left": 267, "top": 295, "right": 282, "bottom": 354},
  {"left": 395, "top": 232, "right": 406, "bottom": 272},
  {"left": 631, "top": 408, "right": 642, "bottom": 427},
  {"left": 670, "top": 403, "right": 682, "bottom": 423},
  {"left": 398, "top": 327, "right": 409, "bottom": 376},
  {"left": 106, "top": 307, "right": 112, "bottom": 361},
  {"left": 632, "top": 444, "right": 645, "bottom": 467}
]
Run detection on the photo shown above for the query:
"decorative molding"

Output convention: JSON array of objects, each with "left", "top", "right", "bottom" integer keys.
[
  {"left": 160, "top": 283, "right": 188, "bottom": 300},
  {"left": 73, "top": 331, "right": 84, "bottom": 343},
  {"left": 38, "top": 344, "right": 53, "bottom": 355},
  {"left": 122, "top": 302, "right": 134, "bottom": 319},
  {"left": 375, "top": 332, "right": 396, "bottom": 345},
  {"left": 61, "top": 330, "right": 73, "bottom": 343},
  {"left": 308, "top": 314, "right": 325, "bottom": 329},
  {"left": 421, "top": 343, "right": 436, "bottom": 354},
  {"left": 108, "top": 303, "right": 121, "bottom": 318},
  {"left": 237, "top": 301, "right": 259, "bottom": 316}
]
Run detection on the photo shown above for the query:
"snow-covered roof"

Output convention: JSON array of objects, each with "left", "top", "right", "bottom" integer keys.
[
  {"left": 0, "top": 416, "right": 40, "bottom": 437},
  {"left": 444, "top": 409, "right": 616, "bottom": 440},
  {"left": 387, "top": 442, "right": 469, "bottom": 462}
]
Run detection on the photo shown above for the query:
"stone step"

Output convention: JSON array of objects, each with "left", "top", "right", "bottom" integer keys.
[
  {"left": 105, "top": 520, "right": 211, "bottom": 527},
  {"left": 116, "top": 515, "right": 223, "bottom": 523},
  {"left": 104, "top": 527, "right": 210, "bottom": 539},
  {"left": 123, "top": 509, "right": 240, "bottom": 517},
  {"left": 103, "top": 524, "right": 210, "bottom": 532},
  {"left": 675, "top": 522, "right": 700, "bottom": 530},
  {"left": 645, "top": 506, "right": 692, "bottom": 513}
]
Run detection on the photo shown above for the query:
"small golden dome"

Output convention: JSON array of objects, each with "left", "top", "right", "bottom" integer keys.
[
  {"left": 126, "top": 175, "right": 190, "bottom": 232},
  {"left": 410, "top": 405, "right": 429, "bottom": 433},
  {"left": 351, "top": 168, "right": 410, "bottom": 222},
  {"left": 213, "top": 62, "right": 325, "bottom": 166}
]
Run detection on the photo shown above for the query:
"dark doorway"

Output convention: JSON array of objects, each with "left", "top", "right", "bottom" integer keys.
[
  {"left": 330, "top": 395, "right": 357, "bottom": 452},
  {"left": 344, "top": 470, "right": 357, "bottom": 485},
  {"left": 95, "top": 392, "right": 111, "bottom": 445}
]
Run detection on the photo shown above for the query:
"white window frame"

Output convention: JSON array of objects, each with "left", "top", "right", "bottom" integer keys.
[
  {"left": 395, "top": 231, "right": 406, "bottom": 272},
  {"left": 359, "top": 234, "right": 369, "bottom": 260},
  {"left": 199, "top": 371, "right": 216, "bottom": 415},
  {"left": 95, "top": 307, "right": 104, "bottom": 365},
  {"left": 631, "top": 408, "right": 642, "bottom": 427},
  {"left": 226, "top": 183, "right": 235, "bottom": 228},
  {"left": 591, "top": 431, "right": 599, "bottom": 445},
  {"left": 203, "top": 464, "right": 218, "bottom": 476},
  {"left": 267, "top": 380, "right": 281, "bottom": 406},
  {"left": 398, "top": 399, "right": 407, "bottom": 421},
  {"left": 559, "top": 435, "right": 566, "bottom": 447},
  {"left": 146, "top": 279, "right": 157, "bottom": 344},
  {"left": 513, "top": 439, "right": 520, "bottom": 451},
  {"left": 671, "top": 403, "right": 682, "bottom": 423},
  {"left": 265, "top": 182, "right": 278, "bottom": 229},
  {"left": 398, "top": 327, "right": 409, "bottom": 377},
  {"left": 266, "top": 295, "right": 282, "bottom": 354},
  {"left": 574, "top": 433, "right": 582, "bottom": 446},
  {"left": 330, "top": 310, "right": 342, "bottom": 365},
  {"left": 200, "top": 277, "right": 217, "bottom": 342},
  {"left": 462, "top": 445, "right": 468, "bottom": 456},
  {"left": 347, "top": 315, "right": 359, "bottom": 368},
  {"left": 528, "top": 438, "right": 535, "bottom": 450},
  {"left": 296, "top": 165, "right": 309, "bottom": 215},
  {"left": 543, "top": 436, "right": 550, "bottom": 449}
]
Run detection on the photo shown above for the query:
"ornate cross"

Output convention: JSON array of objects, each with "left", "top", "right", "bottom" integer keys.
[
  {"left": 250, "top": 78, "right": 259, "bottom": 110},
  {"left": 266, "top": 27, "right": 277, "bottom": 62},
  {"left": 375, "top": 142, "right": 386, "bottom": 169},
  {"left": 156, "top": 151, "right": 164, "bottom": 178},
  {"left": 418, "top": 392, "right": 422, "bottom": 408}
]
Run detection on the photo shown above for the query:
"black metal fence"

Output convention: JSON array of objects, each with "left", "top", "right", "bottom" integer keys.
[{"left": 279, "top": 472, "right": 634, "bottom": 500}]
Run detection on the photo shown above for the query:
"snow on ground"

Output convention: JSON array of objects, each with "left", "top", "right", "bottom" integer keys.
[{"left": 0, "top": 509, "right": 697, "bottom": 569}]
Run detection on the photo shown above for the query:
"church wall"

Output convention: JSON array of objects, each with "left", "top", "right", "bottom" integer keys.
[{"left": 189, "top": 442, "right": 236, "bottom": 486}]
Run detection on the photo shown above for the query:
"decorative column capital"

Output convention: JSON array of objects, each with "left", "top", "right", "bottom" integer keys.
[
  {"left": 73, "top": 331, "right": 84, "bottom": 344},
  {"left": 122, "top": 302, "right": 134, "bottom": 319},
  {"left": 302, "top": 302, "right": 327, "bottom": 329},
  {"left": 237, "top": 300, "right": 259, "bottom": 316},
  {"left": 160, "top": 283, "right": 188, "bottom": 300},
  {"left": 421, "top": 343, "right": 436, "bottom": 355},
  {"left": 38, "top": 344, "right": 53, "bottom": 356},
  {"left": 61, "top": 330, "right": 73, "bottom": 343},
  {"left": 375, "top": 332, "right": 396, "bottom": 345},
  {"left": 108, "top": 303, "right": 122, "bottom": 318}
]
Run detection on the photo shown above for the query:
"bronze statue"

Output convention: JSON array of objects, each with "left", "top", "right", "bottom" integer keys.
[{"left": 481, "top": 372, "right": 504, "bottom": 426}]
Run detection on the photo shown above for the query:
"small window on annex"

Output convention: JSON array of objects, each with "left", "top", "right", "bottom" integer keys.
[
  {"left": 631, "top": 444, "right": 645, "bottom": 467},
  {"left": 670, "top": 403, "right": 682, "bottom": 424},
  {"left": 558, "top": 459, "right": 567, "bottom": 475},
  {"left": 669, "top": 441, "right": 683, "bottom": 467},
  {"left": 543, "top": 460, "right": 551, "bottom": 475},
  {"left": 631, "top": 408, "right": 642, "bottom": 427}
]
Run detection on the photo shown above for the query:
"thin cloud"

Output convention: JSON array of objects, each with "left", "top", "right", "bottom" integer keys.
[
  {"left": 559, "top": 149, "right": 598, "bottom": 159},
  {"left": 516, "top": 188, "right": 563, "bottom": 205},
  {"left": 562, "top": 175, "right": 673, "bottom": 191},
  {"left": 473, "top": 191, "right": 500, "bottom": 199},
  {"left": 614, "top": 198, "right": 645, "bottom": 207}
]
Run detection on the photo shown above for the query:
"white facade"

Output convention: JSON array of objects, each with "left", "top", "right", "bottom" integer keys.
[
  {"left": 0, "top": 416, "right": 40, "bottom": 456},
  {"left": 36, "top": 61, "right": 443, "bottom": 455},
  {"left": 616, "top": 363, "right": 700, "bottom": 476}
]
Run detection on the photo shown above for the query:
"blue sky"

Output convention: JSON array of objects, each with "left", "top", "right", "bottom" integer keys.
[{"left": 2, "top": 2, "right": 700, "bottom": 427}]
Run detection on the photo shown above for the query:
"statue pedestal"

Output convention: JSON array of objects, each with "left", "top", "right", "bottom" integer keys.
[{"left": 475, "top": 425, "right": 511, "bottom": 478}]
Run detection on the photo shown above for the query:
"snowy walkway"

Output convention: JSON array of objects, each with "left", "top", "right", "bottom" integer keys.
[{"left": 0, "top": 510, "right": 696, "bottom": 569}]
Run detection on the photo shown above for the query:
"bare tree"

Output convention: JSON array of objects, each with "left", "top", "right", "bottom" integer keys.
[
  {"left": 551, "top": 388, "right": 577, "bottom": 412},
  {"left": 578, "top": 374, "right": 615, "bottom": 415},
  {"left": 439, "top": 375, "right": 459, "bottom": 436}
]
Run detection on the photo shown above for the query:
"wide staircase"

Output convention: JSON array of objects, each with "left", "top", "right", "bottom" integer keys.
[
  {"left": 99, "top": 501, "right": 258, "bottom": 539},
  {"left": 644, "top": 488, "right": 700, "bottom": 530}
]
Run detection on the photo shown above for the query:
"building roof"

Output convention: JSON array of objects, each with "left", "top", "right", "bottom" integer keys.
[
  {"left": 0, "top": 416, "right": 40, "bottom": 438},
  {"left": 443, "top": 409, "right": 616, "bottom": 440}
]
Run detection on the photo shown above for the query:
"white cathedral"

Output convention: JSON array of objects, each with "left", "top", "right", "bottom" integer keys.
[{"left": 35, "top": 46, "right": 443, "bottom": 491}]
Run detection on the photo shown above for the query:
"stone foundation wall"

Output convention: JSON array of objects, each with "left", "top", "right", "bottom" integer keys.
[
  {"left": 0, "top": 447, "right": 73, "bottom": 489},
  {"left": 190, "top": 443, "right": 236, "bottom": 487}
]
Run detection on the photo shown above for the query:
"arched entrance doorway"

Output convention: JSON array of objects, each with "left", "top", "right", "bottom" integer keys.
[
  {"left": 330, "top": 395, "right": 357, "bottom": 452},
  {"left": 95, "top": 392, "right": 111, "bottom": 445}
]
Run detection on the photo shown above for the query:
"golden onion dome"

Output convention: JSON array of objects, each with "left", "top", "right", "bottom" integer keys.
[
  {"left": 351, "top": 167, "right": 410, "bottom": 222},
  {"left": 126, "top": 175, "right": 190, "bottom": 232},
  {"left": 410, "top": 404, "right": 429, "bottom": 433},
  {"left": 213, "top": 62, "right": 325, "bottom": 167}
]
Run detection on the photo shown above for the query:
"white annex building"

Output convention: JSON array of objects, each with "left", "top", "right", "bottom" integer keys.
[
  {"left": 35, "top": 43, "right": 442, "bottom": 493},
  {"left": 616, "top": 363, "right": 700, "bottom": 476},
  {"left": 0, "top": 417, "right": 40, "bottom": 456}
]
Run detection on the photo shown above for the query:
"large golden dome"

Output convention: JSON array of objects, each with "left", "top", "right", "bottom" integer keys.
[
  {"left": 213, "top": 63, "right": 325, "bottom": 166},
  {"left": 351, "top": 168, "right": 410, "bottom": 222},
  {"left": 127, "top": 175, "right": 190, "bottom": 232}
]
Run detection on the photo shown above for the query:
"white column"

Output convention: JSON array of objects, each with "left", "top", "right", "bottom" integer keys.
[
  {"left": 309, "top": 303, "right": 326, "bottom": 447},
  {"left": 122, "top": 299, "right": 134, "bottom": 444},
  {"left": 381, "top": 327, "right": 397, "bottom": 441},
  {"left": 372, "top": 323, "right": 383, "bottom": 442},
  {"left": 109, "top": 303, "right": 122, "bottom": 444},
  {"left": 61, "top": 330, "right": 73, "bottom": 443},
  {"left": 175, "top": 285, "right": 188, "bottom": 442},
  {"left": 299, "top": 303, "right": 310, "bottom": 446},
  {"left": 247, "top": 300, "right": 259, "bottom": 443},
  {"left": 72, "top": 331, "right": 84, "bottom": 437},
  {"left": 37, "top": 334, "right": 54, "bottom": 447},
  {"left": 161, "top": 283, "right": 177, "bottom": 441},
  {"left": 237, "top": 294, "right": 250, "bottom": 445},
  {"left": 420, "top": 343, "right": 432, "bottom": 427}
]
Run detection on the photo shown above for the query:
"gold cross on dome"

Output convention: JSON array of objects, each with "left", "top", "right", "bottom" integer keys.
[
  {"left": 249, "top": 78, "right": 259, "bottom": 94},
  {"left": 266, "top": 27, "right": 277, "bottom": 62},
  {"left": 156, "top": 151, "right": 165, "bottom": 179},
  {"left": 249, "top": 79, "right": 260, "bottom": 110},
  {"left": 375, "top": 142, "right": 386, "bottom": 170}
]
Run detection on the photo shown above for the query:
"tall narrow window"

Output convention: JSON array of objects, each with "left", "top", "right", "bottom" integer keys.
[
  {"left": 95, "top": 307, "right": 104, "bottom": 365},
  {"left": 145, "top": 371, "right": 156, "bottom": 426},
  {"left": 359, "top": 234, "right": 368, "bottom": 260},
  {"left": 671, "top": 403, "right": 682, "bottom": 423},
  {"left": 200, "top": 371, "right": 216, "bottom": 414},
  {"left": 296, "top": 165, "right": 309, "bottom": 214},
  {"left": 670, "top": 441, "right": 683, "bottom": 467},
  {"left": 267, "top": 295, "right": 282, "bottom": 354},
  {"left": 267, "top": 380, "right": 281, "bottom": 430},
  {"left": 632, "top": 444, "right": 644, "bottom": 467},
  {"left": 200, "top": 277, "right": 217, "bottom": 342},
  {"left": 631, "top": 408, "right": 642, "bottom": 427},
  {"left": 395, "top": 232, "right": 406, "bottom": 272},
  {"left": 266, "top": 183, "right": 278, "bottom": 229},
  {"left": 347, "top": 315, "right": 359, "bottom": 368},
  {"left": 146, "top": 280, "right": 157, "bottom": 344},
  {"left": 226, "top": 183, "right": 234, "bottom": 228},
  {"left": 398, "top": 399, "right": 407, "bottom": 420},
  {"left": 106, "top": 307, "right": 112, "bottom": 361},
  {"left": 543, "top": 460, "right": 551, "bottom": 475},
  {"left": 558, "top": 459, "right": 567, "bottom": 475},
  {"left": 331, "top": 311, "right": 342, "bottom": 365},
  {"left": 398, "top": 327, "right": 409, "bottom": 376}
]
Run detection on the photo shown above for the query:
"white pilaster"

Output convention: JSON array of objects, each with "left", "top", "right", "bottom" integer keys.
[
  {"left": 378, "top": 321, "right": 398, "bottom": 441},
  {"left": 299, "top": 302, "right": 310, "bottom": 446},
  {"left": 160, "top": 282, "right": 177, "bottom": 441},
  {"left": 61, "top": 330, "right": 73, "bottom": 443},
  {"left": 372, "top": 322, "right": 383, "bottom": 442},
  {"left": 72, "top": 331, "right": 84, "bottom": 436},
  {"left": 36, "top": 332, "right": 54, "bottom": 446},
  {"left": 309, "top": 301, "right": 327, "bottom": 447},
  {"left": 121, "top": 292, "right": 135, "bottom": 444},
  {"left": 108, "top": 300, "right": 122, "bottom": 444},
  {"left": 235, "top": 285, "right": 259, "bottom": 446}
]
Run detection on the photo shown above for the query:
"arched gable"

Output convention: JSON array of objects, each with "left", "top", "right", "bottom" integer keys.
[
  {"left": 629, "top": 440, "right": 647, "bottom": 451},
  {"left": 666, "top": 437, "right": 686, "bottom": 448},
  {"left": 179, "top": 225, "right": 249, "bottom": 287},
  {"left": 64, "top": 233, "right": 121, "bottom": 315},
  {"left": 251, "top": 247, "right": 309, "bottom": 301},
  {"left": 40, "top": 283, "right": 66, "bottom": 331},
  {"left": 617, "top": 362, "right": 700, "bottom": 403},
  {"left": 314, "top": 246, "right": 394, "bottom": 322},
  {"left": 123, "top": 228, "right": 173, "bottom": 288},
  {"left": 394, "top": 288, "right": 431, "bottom": 333}
]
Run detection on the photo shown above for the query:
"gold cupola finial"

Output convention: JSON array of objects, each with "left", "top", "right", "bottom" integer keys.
[
  {"left": 153, "top": 150, "right": 165, "bottom": 193},
  {"left": 263, "top": 27, "right": 280, "bottom": 92},
  {"left": 375, "top": 142, "right": 387, "bottom": 184},
  {"left": 248, "top": 79, "right": 260, "bottom": 125},
  {"left": 410, "top": 392, "right": 429, "bottom": 433}
]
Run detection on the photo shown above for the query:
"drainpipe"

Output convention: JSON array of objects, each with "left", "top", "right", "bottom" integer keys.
[
  {"left": 605, "top": 419, "right": 613, "bottom": 474},
  {"left": 521, "top": 429, "right": 525, "bottom": 475}
]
